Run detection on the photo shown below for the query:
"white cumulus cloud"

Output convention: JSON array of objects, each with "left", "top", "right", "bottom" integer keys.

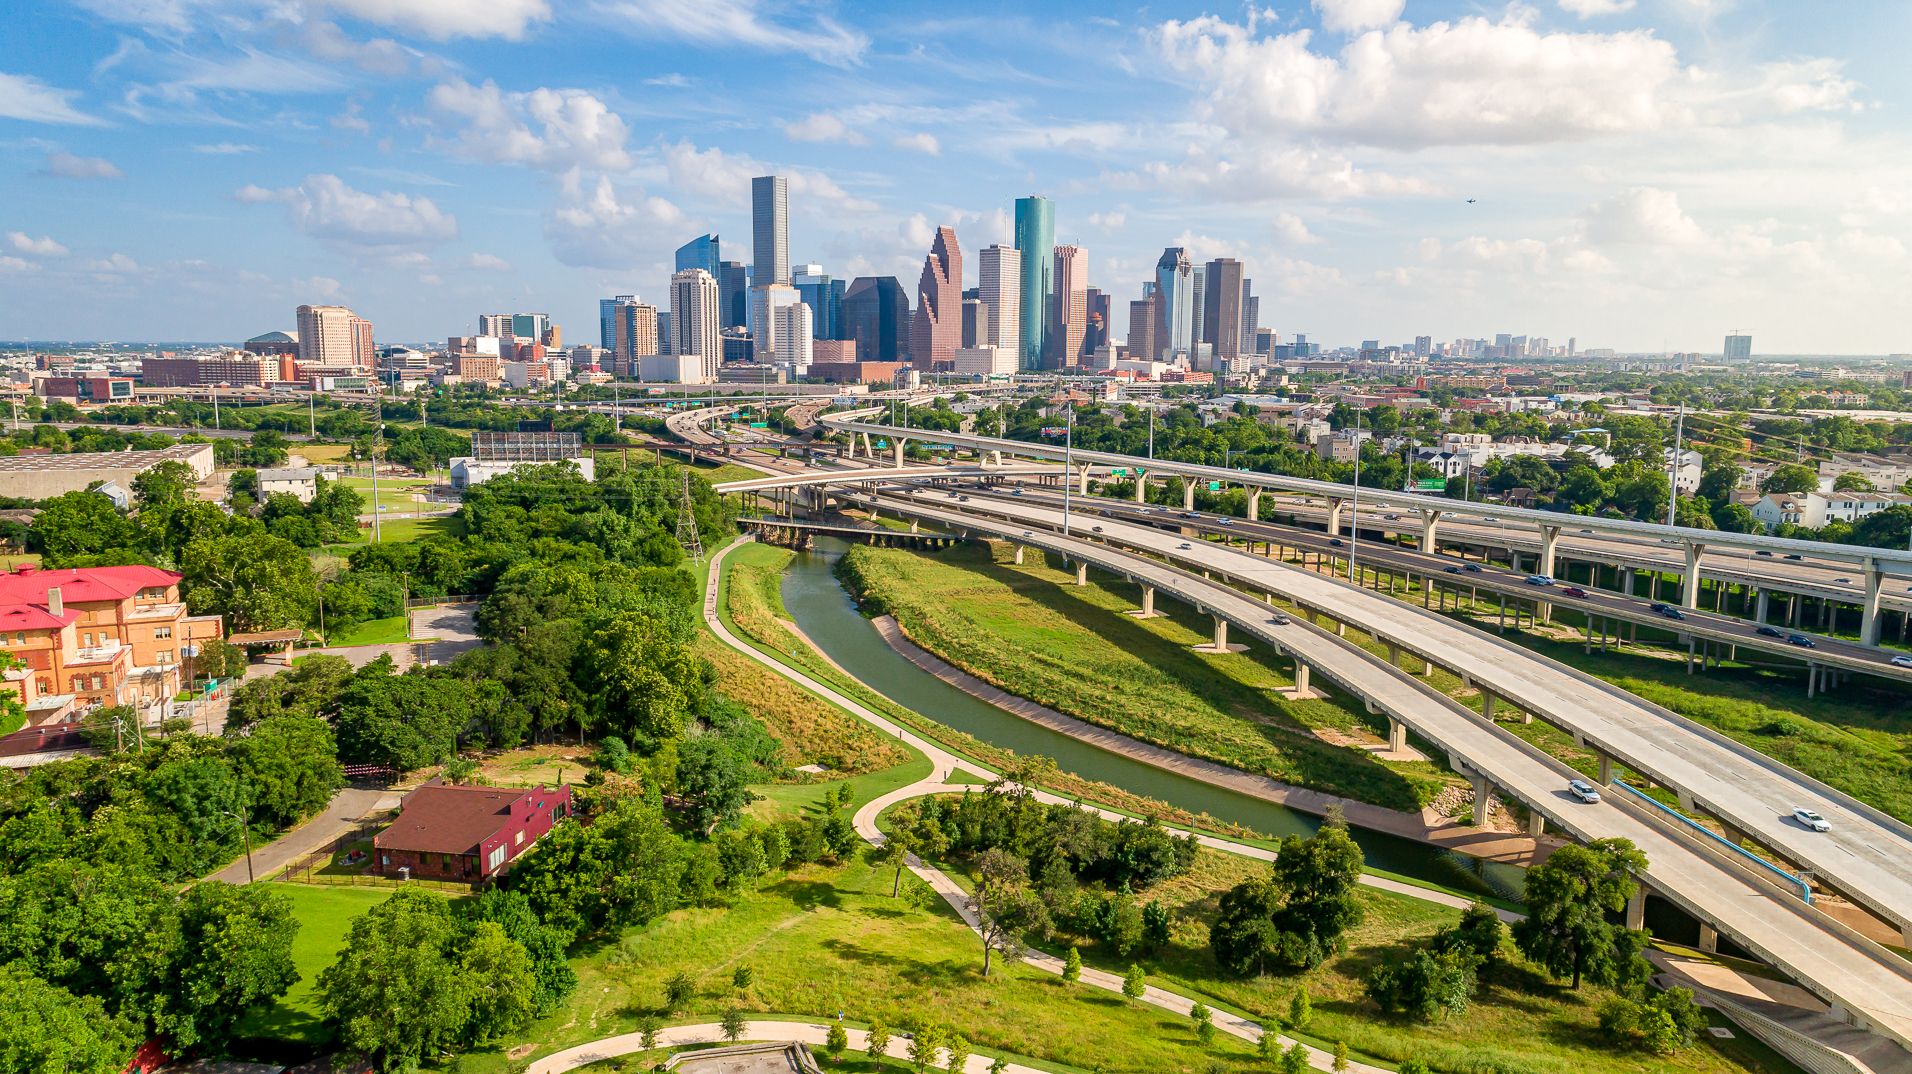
[
  {"left": 42, "top": 152, "right": 122, "bottom": 179},
  {"left": 1558, "top": 0, "right": 1635, "bottom": 16},
  {"left": 324, "top": 0, "right": 550, "bottom": 40},
  {"left": 236, "top": 174, "right": 458, "bottom": 247},
  {"left": 893, "top": 132, "right": 940, "bottom": 155},
  {"left": 428, "top": 78, "right": 633, "bottom": 172},
  {"left": 783, "top": 112, "right": 865, "bottom": 145},
  {"left": 1582, "top": 187, "right": 1705, "bottom": 246},
  {"left": 1312, "top": 0, "right": 1405, "bottom": 33},
  {"left": 6, "top": 233, "right": 68, "bottom": 257},
  {"left": 592, "top": 0, "right": 868, "bottom": 66},
  {"left": 544, "top": 168, "right": 686, "bottom": 269}
]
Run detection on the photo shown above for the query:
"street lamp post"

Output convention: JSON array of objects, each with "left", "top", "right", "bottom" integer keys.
[
  {"left": 221, "top": 803, "right": 255, "bottom": 883},
  {"left": 1348, "top": 410, "right": 1363, "bottom": 584},
  {"left": 1062, "top": 406, "right": 1074, "bottom": 538}
]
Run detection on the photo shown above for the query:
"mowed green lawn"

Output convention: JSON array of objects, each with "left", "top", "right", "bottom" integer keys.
[
  {"left": 840, "top": 543, "right": 1454, "bottom": 812},
  {"left": 323, "top": 614, "right": 412, "bottom": 647},
  {"left": 236, "top": 883, "right": 396, "bottom": 1046}
]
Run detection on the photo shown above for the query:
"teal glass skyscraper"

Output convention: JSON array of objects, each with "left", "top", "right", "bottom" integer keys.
[
  {"left": 675, "top": 234, "right": 720, "bottom": 277},
  {"left": 1013, "top": 195, "right": 1053, "bottom": 371}
]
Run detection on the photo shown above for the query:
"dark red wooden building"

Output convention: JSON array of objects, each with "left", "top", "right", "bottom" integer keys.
[{"left": 374, "top": 781, "right": 572, "bottom": 882}]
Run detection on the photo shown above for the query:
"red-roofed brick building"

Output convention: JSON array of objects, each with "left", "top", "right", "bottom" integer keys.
[
  {"left": 0, "top": 564, "right": 223, "bottom": 721},
  {"left": 374, "top": 782, "right": 573, "bottom": 882}
]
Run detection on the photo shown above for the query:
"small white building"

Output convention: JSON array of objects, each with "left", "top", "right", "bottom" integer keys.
[
  {"left": 450, "top": 456, "right": 595, "bottom": 490},
  {"left": 1752, "top": 490, "right": 1908, "bottom": 531},
  {"left": 257, "top": 466, "right": 322, "bottom": 503}
]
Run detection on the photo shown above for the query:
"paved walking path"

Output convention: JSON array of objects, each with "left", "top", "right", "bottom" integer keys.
[
  {"left": 531, "top": 1020, "right": 1054, "bottom": 1074},
  {"left": 874, "top": 614, "right": 1554, "bottom": 867},
  {"left": 208, "top": 785, "right": 396, "bottom": 884}
]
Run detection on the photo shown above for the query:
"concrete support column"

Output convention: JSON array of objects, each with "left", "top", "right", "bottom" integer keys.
[
  {"left": 1183, "top": 481, "right": 1196, "bottom": 511},
  {"left": 1756, "top": 588, "right": 1770, "bottom": 623},
  {"left": 1075, "top": 561, "right": 1088, "bottom": 586},
  {"left": 1597, "top": 752, "right": 1615, "bottom": 786},
  {"left": 1538, "top": 525, "right": 1560, "bottom": 578},
  {"left": 1134, "top": 475, "right": 1146, "bottom": 503},
  {"left": 1078, "top": 466, "right": 1091, "bottom": 495},
  {"left": 1292, "top": 660, "right": 1311, "bottom": 696},
  {"left": 1528, "top": 812, "right": 1546, "bottom": 838},
  {"left": 1622, "top": 569, "right": 1635, "bottom": 597},
  {"left": 1698, "top": 923, "right": 1719, "bottom": 954},
  {"left": 1470, "top": 771, "right": 1493, "bottom": 827},
  {"left": 1860, "top": 561, "right": 1884, "bottom": 646},
  {"left": 1138, "top": 585, "right": 1154, "bottom": 616},
  {"left": 1420, "top": 508, "right": 1443, "bottom": 553},
  {"left": 1013, "top": 546, "right": 1024, "bottom": 565},
  {"left": 893, "top": 438, "right": 906, "bottom": 467},
  {"left": 1325, "top": 498, "right": 1345, "bottom": 536},
  {"left": 1387, "top": 718, "right": 1408, "bottom": 753},
  {"left": 1680, "top": 540, "right": 1707, "bottom": 610},
  {"left": 1387, "top": 641, "right": 1400, "bottom": 666},
  {"left": 1248, "top": 489, "right": 1262, "bottom": 520},
  {"left": 1625, "top": 888, "right": 1647, "bottom": 932},
  {"left": 1481, "top": 692, "right": 1496, "bottom": 722},
  {"left": 1212, "top": 616, "right": 1228, "bottom": 650},
  {"left": 909, "top": 520, "right": 919, "bottom": 534}
]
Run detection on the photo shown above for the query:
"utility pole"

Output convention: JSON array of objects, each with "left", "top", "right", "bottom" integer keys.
[
  {"left": 1063, "top": 405, "right": 1074, "bottom": 538},
  {"left": 1348, "top": 409, "right": 1362, "bottom": 584},
  {"left": 370, "top": 407, "right": 383, "bottom": 544},
  {"left": 308, "top": 392, "right": 316, "bottom": 438},
  {"left": 1666, "top": 403, "right": 1685, "bottom": 528},
  {"left": 1147, "top": 406, "right": 1154, "bottom": 460}
]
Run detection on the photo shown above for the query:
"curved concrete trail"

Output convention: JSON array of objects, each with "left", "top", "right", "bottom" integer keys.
[
  {"left": 698, "top": 536, "right": 1457, "bottom": 1074},
  {"left": 531, "top": 1019, "right": 1047, "bottom": 1074}
]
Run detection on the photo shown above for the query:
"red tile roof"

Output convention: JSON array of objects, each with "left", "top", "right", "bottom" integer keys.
[
  {"left": 375, "top": 783, "right": 562, "bottom": 856},
  {"left": 0, "top": 604, "right": 79, "bottom": 631},
  {"left": 0, "top": 564, "right": 181, "bottom": 606}
]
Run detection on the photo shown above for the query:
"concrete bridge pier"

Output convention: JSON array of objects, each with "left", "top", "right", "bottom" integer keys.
[
  {"left": 1183, "top": 481, "right": 1197, "bottom": 511},
  {"left": 1756, "top": 588, "right": 1770, "bottom": 623},
  {"left": 1861, "top": 563, "right": 1885, "bottom": 645},
  {"left": 1248, "top": 488, "right": 1262, "bottom": 520},
  {"left": 1013, "top": 545, "right": 1024, "bottom": 565},
  {"left": 1292, "top": 660, "right": 1312, "bottom": 696},
  {"left": 1681, "top": 540, "right": 1708, "bottom": 610},
  {"left": 1698, "top": 923, "right": 1719, "bottom": 954},
  {"left": 1626, "top": 887, "right": 1647, "bottom": 931},
  {"left": 1133, "top": 476, "right": 1147, "bottom": 503},
  {"left": 1129, "top": 584, "right": 1161, "bottom": 619},
  {"left": 893, "top": 438, "right": 906, "bottom": 467},
  {"left": 1074, "top": 561, "right": 1088, "bottom": 586},
  {"left": 1195, "top": 615, "right": 1245, "bottom": 654},
  {"left": 1325, "top": 498, "right": 1345, "bottom": 536},
  {"left": 1470, "top": 770, "right": 1494, "bottom": 826},
  {"left": 1387, "top": 717, "right": 1409, "bottom": 753},
  {"left": 1419, "top": 507, "right": 1443, "bottom": 553},
  {"left": 1595, "top": 750, "right": 1615, "bottom": 786}
]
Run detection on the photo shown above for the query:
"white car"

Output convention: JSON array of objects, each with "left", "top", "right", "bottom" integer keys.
[
  {"left": 1793, "top": 807, "right": 1831, "bottom": 832},
  {"left": 1567, "top": 779, "right": 1601, "bottom": 804},
  {"left": 1891, "top": 655, "right": 1912, "bottom": 668}
]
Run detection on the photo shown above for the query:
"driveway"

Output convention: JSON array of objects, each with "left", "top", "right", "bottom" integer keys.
[
  {"left": 411, "top": 603, "right": 481, "bottom": 666},
  {"left": 210, "top": 785, "right": 396, "bottom": 884}
]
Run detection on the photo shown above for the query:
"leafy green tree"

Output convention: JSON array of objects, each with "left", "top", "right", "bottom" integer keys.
[
  {"left": 907, "top": 1022, "right": 941, "bottom": 1072},
  {"left": 825, "top": 1021, "right": 847, "bottom": 1062},
  {"left": 1365, "top": 948, "right": 1477, "bottom": 1021},
  {"left": 182, "top": 532, "right": 319, "bottom": 631},
  {"left": 1287, "top": 989, "right": 1311, "bottom": 1030},
  {"left": 1190, "top": 1002, "right": 1215, "bottom": 1047},
  {"left": 153, "top": 882, "right": 300, "bottom": 1050},
  {"left": 319, "top": 888, "right": 477, "bottom": 1072},
  {"left": 865, "top": 1021, "right": 891, "bottom": 1060},
  {"left": 228, "top": 713, "right": 343, "bottom": 828},
  {"left": 332, "top": 658, "right": 471, "bottom": 771},
  {"left": 967, "top": 849, "right": 1049, "bottom": 977},
  {"left": 1431, "top": 902, "right": 1504, "bottom": 975},
  {"left": 944, "top": 1031, "right": 969, "bottom": 1074},
  {"left": 1761, "top": 463, "right": 1818, "bottom": 495},
  {"left": 1121, "top": 963, "right": 1147, "bottom": 1002},
  {"left": 468, "top": 889, "right": 576, "bottom": 1014},
  {"left": 1332, "top": 1040, "right": 1349, "bottom": 1072},
  {"left": 511, "top": 799, "right": 695, "bottom": 939},
  {"left": 1280, "top": 1042, "right": 1310, "bottom": 1074},
  {"left": 0, "top": 964, "right": 139, "bottom": 1074},
  {"left": 1512, "top": 838, "right": 1650, "bottom": 989},
  {"left": 674, "top": 735, "right": 758, "bottom": 831},
  {"left": 1142, "top": 899, "right": 1172, "bottom": 951},
  {"left": 732, "top": 965, "right": 753, "bottom": 992},
  {"left": 1210, "top": 876, "right": 1283, "bottom": 976},
  {"left": 133, "top": 460, "right": 196, "bottom": 510},
  {"left": 721, "top": 1006, "right": 747, "bottom": 1043},
  {"left": 1062, "top": 946, "right": 1082, "bottom": 983},
  {"left": 1599, "top": 987, "right": 1708, "bottom": 1055},
  {"left": 458, "top": 920, "right": 540, "bottom": 1044},
  {"left": 192, "top": 636, "right": 251, "bottom": 681},
  {"left": 29, "top": 490, "right": 140, "bottom": 566},
  {"left": 1398, "top": 1060, "right": 1432, "bottom": 1074},
  {"left": 638, "top": 1015, "right": 661, "bottom": 1051},
  {"left": 580, "top": 611, "right": 705, "bottom": 745},
  {"left": 664, "top": 971, "right": 695, "bottom": 1012}
]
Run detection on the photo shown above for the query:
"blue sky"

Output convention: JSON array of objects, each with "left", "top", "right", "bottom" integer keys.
[{"left": 3, "top": 0, "right": 1910, "bottom": 353}]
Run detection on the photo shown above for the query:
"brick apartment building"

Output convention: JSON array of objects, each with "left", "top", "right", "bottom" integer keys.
[
  {"left": 374, "top": 782, "right": 574, "bottom": 882},
  {"left": 0, "top": 564, "right": 224, "bottom": 723}
]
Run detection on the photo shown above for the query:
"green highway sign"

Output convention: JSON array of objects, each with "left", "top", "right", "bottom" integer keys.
[
  {"left": 1111, "top": 467, "right": 1128, "bottom": 476},
  {"left": 1207, "top": 481, "right": 1222, "bottom": 491},
  {"left": 748, "top": 422, "right": 769, "bottom": 429},
  {"left": 1414, "top": 478, "right": 1447, "bottom": 491}
]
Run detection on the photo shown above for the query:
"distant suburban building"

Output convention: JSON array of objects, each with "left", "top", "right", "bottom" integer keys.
[
  {"left": 1753, "top": 490, "right": 1910, "bottom": 531},
  {"left": 374, "top": 782, "right": 573, "bottom": 882},
  {"left": 257, "top": 466, "right": 322, "bottom": 503},
  {"left": 141, "top": 353, "right": 273, "bottom": 388},
  {"left": 0, "top": 443, "right": 213, "bottom": 501}
]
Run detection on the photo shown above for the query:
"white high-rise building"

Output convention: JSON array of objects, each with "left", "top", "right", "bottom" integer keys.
[
  {"left": 773, "top": 302, "right": 814, "bottom": 374},
  {"left": 750, "top": 283, "right": 800, "bottom": 364},
  {"left": 951, "top": 345, "right": 1017, "bottom": 376},
  {"left": 669, "top": 269, "right": 721, "bottom": 383},
  {"left": 979, "top": 244, "right": 1020, "bottom": 356}
]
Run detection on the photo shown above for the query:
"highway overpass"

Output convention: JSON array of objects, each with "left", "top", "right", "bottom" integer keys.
[{"left": 819, "top": 412, "right": 1912, "bottom": 645}]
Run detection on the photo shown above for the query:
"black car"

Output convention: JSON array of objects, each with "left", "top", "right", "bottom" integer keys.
[
  {"left": 1788, "top": 634, "right": 1816, "bottom": 648},
  {"left": 1784, "top": 554, "right": 1804, "bottom": 561},
  {"left": 1756, "top": 626, "right": 1784, "bottom": 638},
  {"left": 1755, "top": 550, "right": 1773, "bottom": 557},
  {"left": 1443, "top": 566, "right": 1461, "bottom": 574},
  {"left": 1464, "top": 563, "right": 1483, "bottom": 573},
  {"left": 1329, "top": 538, "right": 1344, "bottom": 547},
  {"left": 1650, "top": 602, "right": 1686, "bottom": 621}
]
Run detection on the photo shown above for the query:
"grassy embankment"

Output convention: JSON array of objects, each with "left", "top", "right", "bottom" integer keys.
[
  {"left": 913, "top": 815, "right": 1802, "bottom": 1074},
  {"left": 835, "top": 542, "right": 1457, "bottom": 814},
  {"left": 234, "top": 883, "right": 397, "bottom": 1046},
  {"left": 716, "top": 540, "right": 1271, "bottom": 840}
]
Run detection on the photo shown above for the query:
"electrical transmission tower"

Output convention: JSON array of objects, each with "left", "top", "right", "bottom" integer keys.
[{"left": 676, "top": 468, "right": 704, "bottom": 564}]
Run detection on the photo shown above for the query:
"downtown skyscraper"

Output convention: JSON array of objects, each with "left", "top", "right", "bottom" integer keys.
[
  {"left": 751, "top": 176, "right": 789, "bottom": 286},
  {"left": 1153, "top": 248, "right": 1194, "bottom": 360},
  {"left": 909, "top": 226, "right": 963, "bottom": 369},
  {"left": 1013, "top": 196, "right": 1053, "bottom": 372},
  {"left": 1202, "top": 257, "right": 1244, "bottom": 363},
  {"left": 669, "top": 268, "right": 721, "bottom": 383},
  {"left": 978, "top": 244, "right": 1020, "bottom": 356},
  {"left": 1049, "top": 244, "right": 1087, "bottom": 368},
  {"left": 675, "top": 234, "right": 721, "bottom": 277}
]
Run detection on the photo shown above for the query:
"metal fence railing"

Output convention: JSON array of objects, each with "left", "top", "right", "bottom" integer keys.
[{"left": 1613, "top": 779, "right": 1813, "bottom": 903}]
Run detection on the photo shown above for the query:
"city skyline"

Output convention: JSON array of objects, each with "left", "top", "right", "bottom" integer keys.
[{"left": 2, "top": 0, "right": 1910, "bottom": 352}]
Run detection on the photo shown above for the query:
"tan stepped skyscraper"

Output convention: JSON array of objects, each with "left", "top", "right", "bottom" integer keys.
[
  {"left": 1202, "top": 257, "right": 1244, "bottom": 361},
  {"left": 296, "top": 304, "right": 371, "bottom": 369},
  {"left": 909, "top": 225, "right": 962, "bottom": 367},
  {"left": 670, "top": 269, "right": 722, "bottom": 383},
  {"left": 1049, "top": 244, "right": 1087, "bottom": 368},
  {"left": 978, "top": 244, "right": 1020, "bottom": 356}
]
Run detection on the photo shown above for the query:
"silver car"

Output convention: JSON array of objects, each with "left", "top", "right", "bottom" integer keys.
[
  {"left": 1567, "top": 779, "right": 1600, "bottom": 804},
  {"left": 1793, "top": 807, "right": 1831, "bottom": 832}
]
